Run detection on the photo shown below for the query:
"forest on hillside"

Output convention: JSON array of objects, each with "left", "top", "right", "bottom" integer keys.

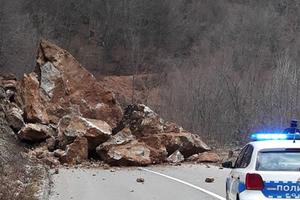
[{"left": 1, "top": 0, "right": 300, "bottom": 144}]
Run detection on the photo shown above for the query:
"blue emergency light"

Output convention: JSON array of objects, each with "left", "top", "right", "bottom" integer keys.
[
  {"left": 250, "top": 120, "right": 300, "bottom": 141},
  {"left": 250, "top": 133, "right": 288, "bottom": 141},
  {"left": 250, "top": 133, "right": 300, "bottom": 141}
]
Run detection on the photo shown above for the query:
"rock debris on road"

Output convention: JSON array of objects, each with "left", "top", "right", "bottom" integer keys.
[{"left": 50, "top": 164, "right": 229, "bottom": 200}]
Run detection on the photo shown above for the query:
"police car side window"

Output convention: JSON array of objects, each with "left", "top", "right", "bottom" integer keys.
[
  {"left": 234, "top": 145, "right": 253, "bottom": 168},
  {"left": 240, "top": 145, "right": 253, "bottom": 168},
  {"left": 234, "top": 145, "right": 248, "bottom": 168}
]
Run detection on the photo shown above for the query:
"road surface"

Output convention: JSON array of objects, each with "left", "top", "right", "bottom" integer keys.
[{"left": 49, "top": 164, "right": 230, "bottom": 200}]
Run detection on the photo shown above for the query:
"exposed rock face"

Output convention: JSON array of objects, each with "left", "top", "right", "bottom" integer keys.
[
  {"left": 40, "top": 62, "right": 62, "bottom": 98},
  {"left": 18, "top": 123, "right": 54, "bottom": 142},
  {"left": 34, "top": 40, "right": 123, "bottom": 127},
  {"left": 58, "top": 115, "right": 112, "bottom": 151},
  {"left": 60, "top": 137, "right": 88, "bottom": 164}
]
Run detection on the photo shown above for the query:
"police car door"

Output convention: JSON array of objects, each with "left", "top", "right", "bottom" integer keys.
[
  {"left": 255, "top": 148, "right": 300, "bottom": 199},
  {"left": 229, "top": 145, "right": 253, "bottom": 200}
]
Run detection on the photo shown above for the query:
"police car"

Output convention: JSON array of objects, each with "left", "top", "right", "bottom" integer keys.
[{"left": 224, "top": 121, "right": 300, "bottom": 200}]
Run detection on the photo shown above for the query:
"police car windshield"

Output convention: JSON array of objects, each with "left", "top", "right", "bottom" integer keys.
[{"left": 256, "top": 149, "right": 300, "bottom": 171}]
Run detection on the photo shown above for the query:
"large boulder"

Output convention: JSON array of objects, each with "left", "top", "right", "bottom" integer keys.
[
  {"left": 58, "top": 115, "right": 112, "bottom": 151},
  {"left": 32, "top": 40, "right": 123, "bottom": 127},
  {"left": 141, "top": 132, "right": 210, "bottom": 158},
  {"left": 187, "top": 152, "right": 220, "bottom": 163},
  {"left": 60, "top": 137, "right": 88, "bottom": 164},
  {"left": 18, "top": 123, "right": 54, "bottom": 142},
  {"left": 18, "top": 73, "right": 49, "bottom": 124},
  {"left": 97, "top": 140, "right": 152, "bottom": 166}
]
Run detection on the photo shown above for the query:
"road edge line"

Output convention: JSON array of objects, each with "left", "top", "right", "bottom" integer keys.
[{"left": 139, "top": 167, "right": 226, "bottom": 200}]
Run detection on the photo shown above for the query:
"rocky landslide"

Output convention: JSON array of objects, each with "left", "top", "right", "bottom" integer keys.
[{"left": 2, "top": 40, "right": 219, "bottom": 167}]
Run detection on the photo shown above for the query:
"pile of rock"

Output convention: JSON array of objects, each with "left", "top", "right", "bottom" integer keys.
[{"left": 1, "top": 40, "right": 219, "bottom": 167}]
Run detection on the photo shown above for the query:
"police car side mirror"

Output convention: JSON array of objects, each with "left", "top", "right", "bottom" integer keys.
[{"left": 222, "top": 161, "right": 233, "bottom": 168}]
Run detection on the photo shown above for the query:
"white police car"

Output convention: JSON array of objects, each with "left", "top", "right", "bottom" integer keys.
[{"left": 225, "top": 132, "right": 300, "bottom": 200}]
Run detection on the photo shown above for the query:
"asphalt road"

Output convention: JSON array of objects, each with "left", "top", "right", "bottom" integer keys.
[{"left": 49, "top": 164, "right": 230, "bottom": 200}]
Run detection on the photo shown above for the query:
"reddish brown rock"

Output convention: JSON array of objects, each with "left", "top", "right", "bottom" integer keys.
[
  {"left": 60, "top": 137, "right": 88, "bottom": 165},
  {"left": 58, "top": 115, "right": 112, "bottom": 151},
  {"left": 187, "top": 152, "right": 220, "bottom": 163},
  {"left": 18, "top": 123, "right": 54, "bottom": 142},
  {"left": 18, "top": 73, "right": 49, "bottom": 124},
  {"left": 35, "top": 40, "right": 123, "bottom": 127}
]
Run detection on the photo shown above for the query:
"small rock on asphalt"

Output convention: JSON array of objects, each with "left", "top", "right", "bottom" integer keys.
[
  {"left": 205, "top": 177, "right": 215, "bottom": 183},
  {"left": 136, "top": 177, "right": 145, "bottom": 183}
]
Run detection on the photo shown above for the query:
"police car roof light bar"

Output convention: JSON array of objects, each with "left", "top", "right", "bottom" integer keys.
[
  {"left": 251, "top": 120, "right": 300, "bottom": 141},
  {"left": 250, "top": 133, "right": 300, "bottom": 141},
  {"left": 251, "top": 133, "right": 287, "bottom": 141}
]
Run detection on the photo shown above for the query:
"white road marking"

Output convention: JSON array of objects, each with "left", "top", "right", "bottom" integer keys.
[{"left": 139, "top": 167, "right": 226, "bottom": 200}]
